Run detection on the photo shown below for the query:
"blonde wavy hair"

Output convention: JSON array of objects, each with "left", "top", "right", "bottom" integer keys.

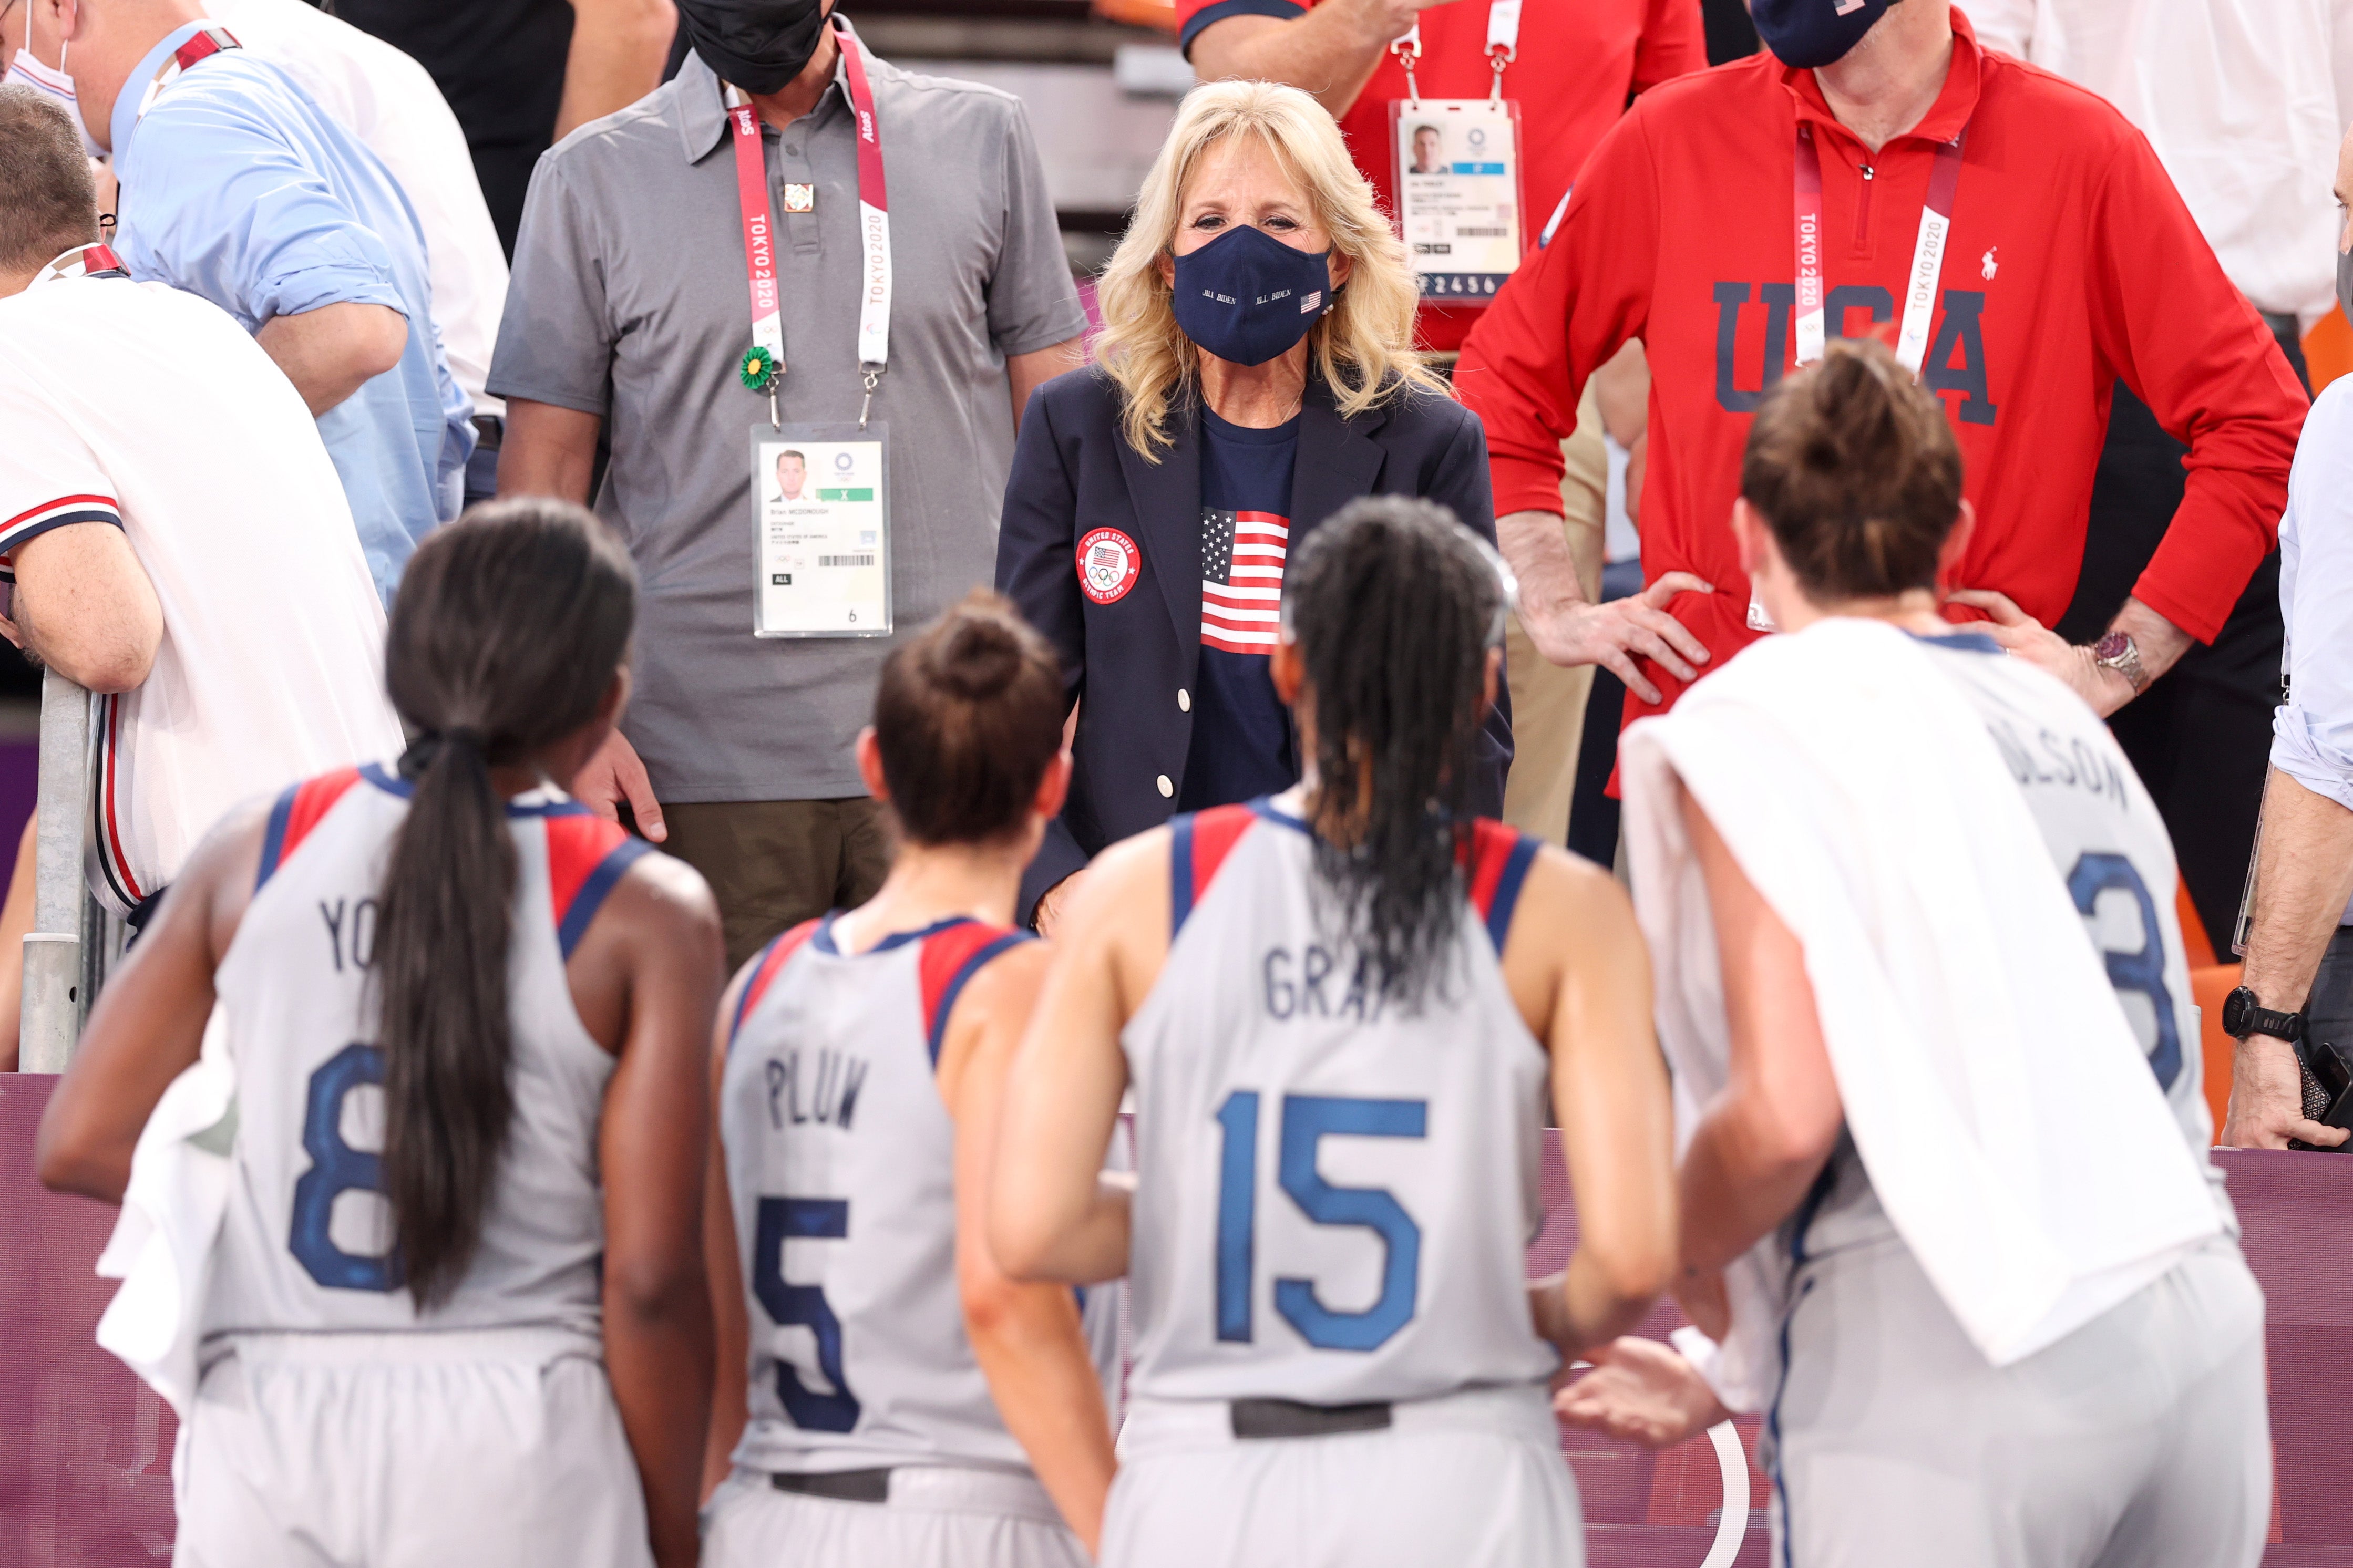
[{"left": 1095, "top": 79, "right": 1440, "bottom": 459}]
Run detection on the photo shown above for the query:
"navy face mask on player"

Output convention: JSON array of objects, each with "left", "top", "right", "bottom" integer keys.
[
  {"left": 1748, "top": 0, "right": 1894, "bottom": 69},
  {"left": 1171, "top": 225, "right": 1333, "bottom": 369}
]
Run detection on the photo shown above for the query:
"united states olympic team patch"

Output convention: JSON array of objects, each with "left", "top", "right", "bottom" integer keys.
[{"left": 1077, "top": 527, "right": 1140, "bottom": 605}]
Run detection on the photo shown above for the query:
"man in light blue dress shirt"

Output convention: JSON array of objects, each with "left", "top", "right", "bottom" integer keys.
[
  {"left": 2220, "top": 123, "right": 2353, "bottom": 1151},
  {"left": 18, "top": 0, "right": 472, "bottom": 603}
]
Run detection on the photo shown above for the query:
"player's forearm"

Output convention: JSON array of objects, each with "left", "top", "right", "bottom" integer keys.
[
  {"left": 963, "top": 1285, "right": 1117, "bottom": 1553},
  {"left": 605, "top": 1273, "right": 715, "bottom": 1568},
  {"left": 2241, "top": 767, "right": 2353, "bottom": 1010},
  {"left": 556, "top": 0, "right": 677, "bottom": 139},
  {"left": 995, "top": 1174, "right": 1132, "bottom": 1286},
  {"left": 1675, "top": 1102, "right": 1827, "bottom": 1277},
  {"left": 1540, "top": 1248, "right": 1660, "bottom": 1358},
  {"left": 1188, "top": 5, "right": 1395, "bottom": 118}
]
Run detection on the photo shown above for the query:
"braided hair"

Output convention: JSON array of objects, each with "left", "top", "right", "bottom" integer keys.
[{"left": 1281, "top": 496, "right": 1506, "bottom": 1000}]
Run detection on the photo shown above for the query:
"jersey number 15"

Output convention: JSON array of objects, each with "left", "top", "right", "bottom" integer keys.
[{"left": 1214, "top": 1092, "right": 1427, "bottom": 1353}]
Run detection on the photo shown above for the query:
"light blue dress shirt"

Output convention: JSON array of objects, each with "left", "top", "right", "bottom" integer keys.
[
  {"left": 2274, "top": 373, "right": 2353, "bottom": 921},
  {"left": 110, "top": 22, "right": 472, "bottom": 603}
]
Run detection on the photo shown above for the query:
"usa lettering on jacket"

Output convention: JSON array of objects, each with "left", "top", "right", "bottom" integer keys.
[{"left": 1710, "top": 281, "right": 1997, "bottom": 426}]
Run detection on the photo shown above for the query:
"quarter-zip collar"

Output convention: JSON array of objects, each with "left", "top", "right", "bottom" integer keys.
[{"left": 1782, "top": 5, "right": 1984, "bottom": 162}]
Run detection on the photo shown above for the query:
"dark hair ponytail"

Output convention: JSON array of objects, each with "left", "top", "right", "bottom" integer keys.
[
  {"left": 375, "top": 498, "right": 637, "bottom": 1307},
  {"left": 1282, "top": 496, "right": 1503, "bottom": 999}
]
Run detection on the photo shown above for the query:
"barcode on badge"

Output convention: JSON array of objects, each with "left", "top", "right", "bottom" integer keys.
[{"left": 819, "top": 554, "right": 876, "bottom": 568}]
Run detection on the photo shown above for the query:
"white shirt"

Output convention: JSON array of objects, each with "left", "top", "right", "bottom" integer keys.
[
  {"left": 0, "top": 271, "right": 406, "bottom": 911},
  {"left": 1957, "top": 0, "right": 2353, "bottom": 329},
  {"left": 202, "top": 0, "right": 509, "bottom": 415},
  {"left": 2273, "top": 374, "right": 2353, "bottom": 919}
]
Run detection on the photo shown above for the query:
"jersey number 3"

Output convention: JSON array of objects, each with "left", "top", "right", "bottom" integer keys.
[
  {"left": 290, "top": 1042, "right": 402, "bottom": 1292},
  {"left": 1214, "top": 1091, "right": 1426, "bottom": 1352},
  {"left": 754, "top": 1196, "right": 862, "bottom": 1432}
]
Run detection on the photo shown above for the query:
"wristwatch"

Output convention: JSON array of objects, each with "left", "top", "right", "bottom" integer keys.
[
  {"left": 2089, "top": 630, "right": 2150, "bottom": 694},
  {"left": 2222, "top": 985, "right": 2305, "bottom": 1043}
]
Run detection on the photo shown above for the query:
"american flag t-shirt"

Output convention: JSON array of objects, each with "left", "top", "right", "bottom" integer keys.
[{"left": 1200, "top": 508, "right": 1288, "bottom": 654}]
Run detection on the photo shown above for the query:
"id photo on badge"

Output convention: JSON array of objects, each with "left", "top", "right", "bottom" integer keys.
[
  {"left": 752, "top": 426, "right": 891, "bottom": 639},
  {"left": 1391, "top": 99, "right": 1526, "bottom": 305}
]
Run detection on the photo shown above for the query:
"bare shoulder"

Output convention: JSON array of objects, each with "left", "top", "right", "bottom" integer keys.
[
  {"left": 1498, "top": 841, "right": 1642, "bottom": 985},
  {"left": 1518, "top": 842, "right": 1636, "bottom": 927},
  {"left": 605, "top": 844, "right": 724, "bottom": 940},
  {"left": 1065, "top": 826, "right": 1174, "bottom": 932}
]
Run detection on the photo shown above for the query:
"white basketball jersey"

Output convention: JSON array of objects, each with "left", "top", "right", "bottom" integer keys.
[
  {"left": 722, "top": 915, "right": 1117, "bottom": 1476},
  {"left": 1122, "top": 800, "right": 1560, "bottom": 1408},
  {"left": 201, "top": 764, "right": 651, "bottom": 1344},
  {"left": 1797, "top": 633, "right": 2232, "bottom": 1262}
]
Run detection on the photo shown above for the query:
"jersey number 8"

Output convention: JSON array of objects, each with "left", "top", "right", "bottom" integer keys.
[
  {"left": 290, "top": 1042, "right": 403, "bottom": 1293},
  {"left": 1214, "top": 1091, "right": 1427, "bottom": 1352}
]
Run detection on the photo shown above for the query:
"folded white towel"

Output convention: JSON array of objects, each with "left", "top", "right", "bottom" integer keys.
[
  {"left": 95, "top": 1005, "right": 237, "bottom": 1419},
  {"left": 1620, "top": 619, "right": 2220, "bottom": 1411}
]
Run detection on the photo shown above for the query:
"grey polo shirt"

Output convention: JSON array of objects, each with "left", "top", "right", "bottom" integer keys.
[{"left": 489, "top": 36, "right": 1085, "bottom": 802}]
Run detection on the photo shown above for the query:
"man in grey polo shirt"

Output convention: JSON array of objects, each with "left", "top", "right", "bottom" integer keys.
[{"left": 492, "top": 0, "right": 1085, "bottom": 964}]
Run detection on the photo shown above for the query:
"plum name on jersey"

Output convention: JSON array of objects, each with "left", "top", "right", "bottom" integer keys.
[
  {"left": 764, "top": 1048, "right": 869, "bottom": 1131},
  {"left": 320, "top": 897, "right": 379, "bottom": 973},
  {"left": 1984, "top": 716, "right": 2130, "bottom": 814},
  {"left": 1262, "top": 943, "right": 1416, "bottom": 1024}
]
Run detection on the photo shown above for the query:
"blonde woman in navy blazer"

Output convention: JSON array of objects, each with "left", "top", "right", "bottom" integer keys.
[{"left": 996, "top": 80, "right": 1511, "bottom": 924}]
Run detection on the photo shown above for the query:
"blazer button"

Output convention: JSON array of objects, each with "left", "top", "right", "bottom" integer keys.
[
  {"left": 1177, "top": 688, "right": 1191, "bottom": 713},
  {"left": 1156, "top": 774, "right": 1174, "bottom": 798}
]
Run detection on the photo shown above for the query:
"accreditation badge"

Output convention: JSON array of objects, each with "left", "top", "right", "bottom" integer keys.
[
  {"left": 750, "top": 424, "right": 891, "bottom": 638},
  {"left": 1390, "top": 99, "right": 1527, "bottom": 305}
]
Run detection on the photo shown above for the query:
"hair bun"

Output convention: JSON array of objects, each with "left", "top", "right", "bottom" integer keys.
[{"left": 931, "top": 608, "right": 1025, "bottom": 702}]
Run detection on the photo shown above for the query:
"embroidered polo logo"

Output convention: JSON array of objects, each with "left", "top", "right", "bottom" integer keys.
[{"left": 1078, "top": 528, "right": 1141, "bottom": 605}]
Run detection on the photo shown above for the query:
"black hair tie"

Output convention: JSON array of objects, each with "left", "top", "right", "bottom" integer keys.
[{"left": 397, "top": 727, "right": 489, "bottom": 780}]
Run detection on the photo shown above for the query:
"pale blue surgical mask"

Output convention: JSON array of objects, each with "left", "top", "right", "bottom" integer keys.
[{"left": 5, "top": 27, "right": 106, "bottom": 158}]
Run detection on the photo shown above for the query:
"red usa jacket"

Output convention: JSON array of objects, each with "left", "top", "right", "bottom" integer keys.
[{"left": 1454, "top": 6, "right": 2308, "bottom": 735}]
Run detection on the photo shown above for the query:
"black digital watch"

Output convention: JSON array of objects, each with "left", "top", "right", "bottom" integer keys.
[{"left": 2222, "top": 985, "right": 2306, "bottom": 1043}]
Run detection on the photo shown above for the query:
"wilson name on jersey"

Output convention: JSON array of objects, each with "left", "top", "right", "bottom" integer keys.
[
  {"left": 202, "top": 764, "right": 650, "bottom": 1342},
  {"left": 1122, "top": 800, "right": 1559, "bottom": 1409},
  {"left": 1794, "top": 635, "right": 2232, "bottom": 1266},
  {"left": 721, "top": 914, "right": 1113, "bottom": 1477}
]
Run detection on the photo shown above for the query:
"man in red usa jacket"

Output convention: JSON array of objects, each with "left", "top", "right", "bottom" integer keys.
[{"left": 1454, "top": 0, "right": 2308, "bottom": 824}]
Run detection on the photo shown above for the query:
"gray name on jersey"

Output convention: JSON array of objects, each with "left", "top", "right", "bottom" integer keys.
[
  {"left": 765, "top": 1049, "right": 870, "bottom": 1131},
  {"left": 320, "top": 897, "right": 379, "bottom": 972},
  {"left": 1984, "top": 716, "right": 2130, "bottom": 815},
  {"left": 1262, "top": 943, "right": 1407, "bottom": 1024}
]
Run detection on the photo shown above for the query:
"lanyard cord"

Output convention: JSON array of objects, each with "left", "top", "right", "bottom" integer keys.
[{"left": 1791, "top": 121, "right": 1967, "bottom": 376}]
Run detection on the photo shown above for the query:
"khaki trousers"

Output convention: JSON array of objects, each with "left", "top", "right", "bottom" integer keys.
[
  {"left": 1501, "top": 377, "right": 1608, "bottom": 845},
  {"left": 661, "top": 798, "right": 892, "bottom": 969}
]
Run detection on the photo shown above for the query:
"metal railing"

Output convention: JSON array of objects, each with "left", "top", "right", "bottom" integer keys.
[{"left": 19, "top": 667, "right": 109, "bottom": 1072}]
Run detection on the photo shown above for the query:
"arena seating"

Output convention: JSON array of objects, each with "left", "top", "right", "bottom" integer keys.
[{"left": 6, "top": 1072, "right": 2350, "bottom": 1566}]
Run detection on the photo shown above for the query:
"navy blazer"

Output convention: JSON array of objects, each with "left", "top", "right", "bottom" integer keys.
[{"left": 996, "top": 365, "right": 1514, "bottom": 918}]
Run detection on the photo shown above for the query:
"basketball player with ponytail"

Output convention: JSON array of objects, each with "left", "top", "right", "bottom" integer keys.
[
  {"left": 38, "top": 500, "right": 726, "bottom": 1568},
  {"left": 702, "top": 590, "right": 1119, "bottom": 1568},
  {"left": 989, "top": 497, "right": 1678, "bottom": 1568}
]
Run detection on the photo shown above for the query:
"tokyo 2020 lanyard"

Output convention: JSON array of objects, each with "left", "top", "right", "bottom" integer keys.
[
  {"left": 1792, "top": 120, "right": 1967, "bottom": 375},
  {"left": 133, "top": 26, "right": 239, "bottom": 121},
  {"left": 1391, "top": 0, "right": 1521, "bottom": 106},
  {"left": 725, "top": 18, "right": 893, "bottom": 430}
]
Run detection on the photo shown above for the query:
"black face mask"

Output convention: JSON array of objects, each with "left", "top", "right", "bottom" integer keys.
[{"left": 676, "top": 0, "right": 831, "bottom": 96}]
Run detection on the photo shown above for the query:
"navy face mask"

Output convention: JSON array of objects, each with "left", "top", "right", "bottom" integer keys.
[
  {"left": 1170, "top": 224, "right": 1333, "bottom": 368},
  {"left": 1749, "top": 0, "right": 1893, "bottom": 69}
]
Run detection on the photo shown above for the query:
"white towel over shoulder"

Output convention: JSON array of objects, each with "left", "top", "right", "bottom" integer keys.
[
  {"left": 94, "top": 1005, "right": 237, "bottom": 1419},
  {"left": 1619, "top": 619, "right": 2220, "bottom": 1412}
]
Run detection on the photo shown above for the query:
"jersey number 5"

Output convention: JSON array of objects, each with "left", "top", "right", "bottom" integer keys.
[
  {"left": 753, "top": 1196, "right": 862, "bottom": 1432},
  {"left": 289, "top": 1042, "right": 402, "bottom": 1292},
  {"left": 1214, "top": 1091, "right": 1426, "bottom": 1352}
]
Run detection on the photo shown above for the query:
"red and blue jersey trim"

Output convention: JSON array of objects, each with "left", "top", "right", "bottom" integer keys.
[
  {"left": 1169, "top": 802, "right": 1258, "bottom": 938},
  {"left": 255, "top": 766, "right": 365, "bottom": 891},
  {"left": 544, "top": 814, "right": 653, "bottom": 960},
  {"left": 919, "top": 920, "right": 1033, "bottom": 1068},
  {"left": 727, "top": 917, "right": 823, "bottom": 1051},
  {"left": 1461, "top": 818, "right": 1542, "bottom": 954},
  {"left": 1, "top": 494, "right": 123, "bottom": 583}
]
